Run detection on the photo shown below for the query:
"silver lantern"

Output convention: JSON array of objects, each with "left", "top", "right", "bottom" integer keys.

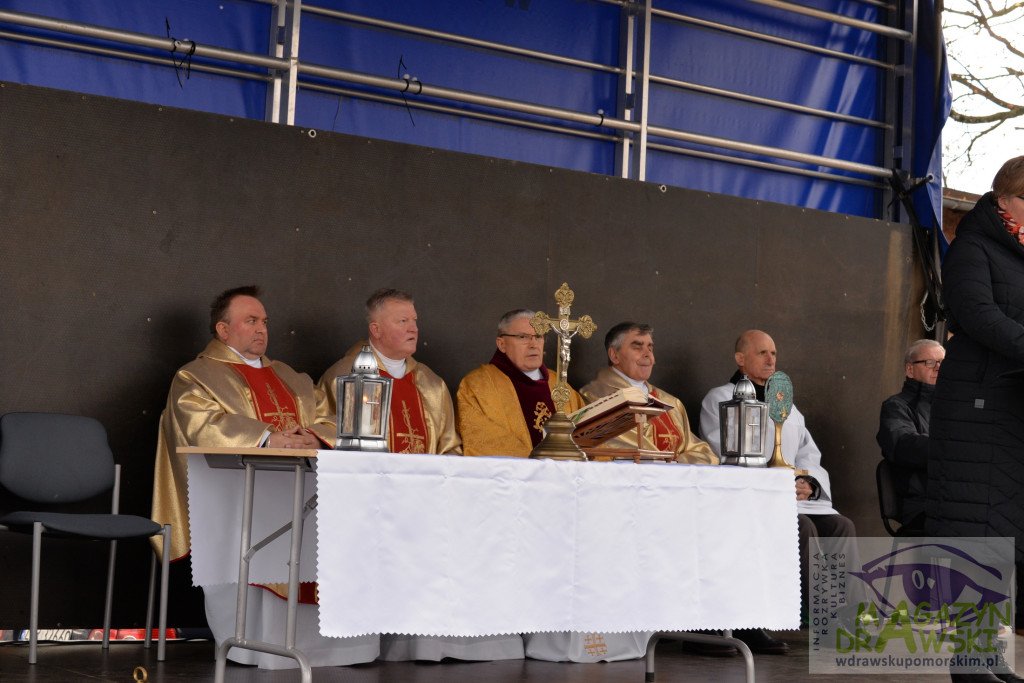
[
  {"left": 335, "top": 345, "right": 393, "bottom": 452},
  {"left": 717, "top": 374, "right": 769, "bottom": 467}
]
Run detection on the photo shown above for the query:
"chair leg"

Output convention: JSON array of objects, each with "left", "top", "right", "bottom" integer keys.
[
  {"left": 158, "top": 525, "right": 170, "bottom": 661},
  {"left": 29, "top": 521, "right": 42, "bottom": 665},
  {"left": 144, "top": 550, "right": 156, "bottom": 650},
  {"left": 102, "top": 539, "right": 118, "bottom": 651}
]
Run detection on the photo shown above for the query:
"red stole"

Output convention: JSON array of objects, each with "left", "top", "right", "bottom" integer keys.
[
  {"left": 490, "top": 350, "right": 554, "bottom": 447},
  {"left": 231, "top": 364, "right": 300, "bottom": 431},
  {"left": 649, "top": 388, "right": 684, "bottom": 453},
  {"left": 230, "top": 363, "right": 317, "bottom": 603},
  {"left": 384, "top": 370, "right": 430, "bottom": 453}
]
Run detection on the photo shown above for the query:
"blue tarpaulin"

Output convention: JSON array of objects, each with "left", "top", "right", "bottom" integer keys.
[{"left": 0, "top": 0, "right": 947, "bottom": 228}]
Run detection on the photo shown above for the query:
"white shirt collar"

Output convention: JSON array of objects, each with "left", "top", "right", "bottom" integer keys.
[
  {"left": 369, "top": 342, "right": 407, "bottom": 379},
  {"left": 227, "top": 346, "right": 263, "bottom": 368},
  {"left": 611, "top": 366, "right": 649, "bottom": 394}
]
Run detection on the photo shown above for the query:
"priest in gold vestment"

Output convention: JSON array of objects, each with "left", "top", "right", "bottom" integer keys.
[
  {"left": 320, "top": 290, "right": 519, "bottom": 663},
  {"left": 579, "top": 322, "right": 717, "bottom": 465},
  {"left": 458, "top": 310, "right": 648, "bottom": 663},
  {"left": 457, "top": 309, "right": 584, "bottom": 457},
  {"left": 151, "top": 286, "right": 377, "bottom": 670},
  {"left": 317, "top": 288, "right": 461, "bottom": 456},
  {"left": 152, "top": 286, "right": 335, "bottom": 562}
]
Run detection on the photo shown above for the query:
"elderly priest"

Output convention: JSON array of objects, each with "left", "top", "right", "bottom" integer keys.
[
  {"left": 320, "top": 289, "right": 524, "bottom": 663},
  {"left": 579, "top": 321, "right": 717, "bottom": 464},
  {"left": 318, "top": 287, "right": 461, "bottom": 456},
  {"left": 150, "top": 285, "right": 378, "bottom": 669},
  {"left": 457, "top": 308, "right": 585, "bottom": 457},
  {"left": 457, "top": 309, "right": 648, "bottom": 662}
]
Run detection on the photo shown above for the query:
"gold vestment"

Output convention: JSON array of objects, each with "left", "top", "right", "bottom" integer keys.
[
  {"left": 579, "top": 367, "right": 717, "bottom": 465},
  {"left": 457, "top": 363, "right": 585, "bottom": 457},
  {"left": 151, "top": 339, "right": 336, "bottom": 560},
  {"left": 317, "top": 342, "right": 462, "bottom": 455}
]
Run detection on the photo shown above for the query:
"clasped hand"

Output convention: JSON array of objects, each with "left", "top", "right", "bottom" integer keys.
[
  {"left": 795, "top": 476, "right": 813, "bottom": 501},
  {"left": 267, "top": 424, "right": 319, "bottom": 449}
]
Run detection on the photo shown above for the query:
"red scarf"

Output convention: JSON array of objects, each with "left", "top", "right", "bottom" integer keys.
[
  {"left": 490, "top": 350, "right": 554, "bottom": 447},
  {"left": 996, "top": 202, "right": 1024, "bottom": 246}
]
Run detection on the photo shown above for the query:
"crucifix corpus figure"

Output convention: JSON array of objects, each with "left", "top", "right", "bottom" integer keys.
[{"left": 528, "top": 282, "right": 597, "bottom": 460}]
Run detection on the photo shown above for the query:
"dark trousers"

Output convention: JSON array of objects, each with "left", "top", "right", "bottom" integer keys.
[{"left": 799, "top": 512, "right": 857, "bottom": 621}]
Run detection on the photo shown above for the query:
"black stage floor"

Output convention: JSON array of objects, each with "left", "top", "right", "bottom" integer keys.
[{"left": 2, "top": 630, "right": 1019, "bottom": 682}]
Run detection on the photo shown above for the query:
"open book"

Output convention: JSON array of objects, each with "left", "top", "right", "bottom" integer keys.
[{"left": 568, "top": 386, "right": 672, "bottom": 448}]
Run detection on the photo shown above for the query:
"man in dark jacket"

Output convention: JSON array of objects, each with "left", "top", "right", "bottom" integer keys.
[{"left": 876, "top": 339, "right": 943, "bottom": 533}]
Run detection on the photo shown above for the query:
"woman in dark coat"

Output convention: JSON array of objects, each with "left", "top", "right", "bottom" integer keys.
[
  {"left": 928, "top": 158, "right": 1024, "bottom": 550},
  {"left": 928, "top": 158, "right": 1024, "bottom": 683}
]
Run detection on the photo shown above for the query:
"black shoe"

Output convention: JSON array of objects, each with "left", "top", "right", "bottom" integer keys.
[
  {"left": 733, "top": 628, "right": 790, "bottom": 655},
  {"left": 995, "top": 670, "right": 1024, "bottom": 682}
]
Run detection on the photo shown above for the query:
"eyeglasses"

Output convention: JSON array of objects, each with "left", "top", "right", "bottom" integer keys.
[
  {"left": 499, "top": 333, "right": 543, "bottom": 342},
  {"left": 911, "top": 359, "right": 942, "bottom": 369}
]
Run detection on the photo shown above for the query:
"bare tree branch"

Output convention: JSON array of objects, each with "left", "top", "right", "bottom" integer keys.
[{"left": 944, "top": 1, "right": 1024, "bottom": 137}]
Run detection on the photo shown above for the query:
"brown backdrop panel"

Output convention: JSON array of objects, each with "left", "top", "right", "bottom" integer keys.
[{"left": 0, "top": 81, "right": 920, "bottom": 628}]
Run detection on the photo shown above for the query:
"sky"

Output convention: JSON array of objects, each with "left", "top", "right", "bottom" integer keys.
[{"left": 941, "top": 2, "right": 1024, "bottom": 195}]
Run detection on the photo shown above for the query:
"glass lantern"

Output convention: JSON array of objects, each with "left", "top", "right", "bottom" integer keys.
[
  {"left": 335, "top": 345, "right": 393, "bottom": 452},
  {"left": 717, "top": 374, "right": 769, "bottom": 467}
]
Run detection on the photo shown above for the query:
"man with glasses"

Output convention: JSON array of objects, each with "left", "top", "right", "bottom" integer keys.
[
  {"left": 876, "top": 338, "right": 944, "bottom": 532},
  {"left": 458, "top": 310, "right": 646, "bottom": 663},
  {"left": 457, "top": 308, "right": 584, "bottom": 457}
]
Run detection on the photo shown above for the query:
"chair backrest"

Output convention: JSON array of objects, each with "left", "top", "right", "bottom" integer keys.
[
  {"left": 0, "top": 412, "right": 115, "bottom": 504},
  {"left": 875, "top": 459, "right": 903, "bottom": 537}
]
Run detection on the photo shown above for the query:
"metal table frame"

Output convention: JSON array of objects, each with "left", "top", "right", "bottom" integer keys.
[
  {"left": 179, "top": 447, "right": 318, "bottom": 683},
  {"left": 645, "top": 630, "right": 755, "bottom": 682}
]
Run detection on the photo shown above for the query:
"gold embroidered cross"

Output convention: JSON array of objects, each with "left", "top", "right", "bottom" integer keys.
[
  {"left": 393, "top": 400, "right": 425, "bottom": 453},
  {"left": 583, "top": 632, "right": 608, "bottom": 657},
  {"left": 264, "top": 383, "right": 297, "bottom": 431}
]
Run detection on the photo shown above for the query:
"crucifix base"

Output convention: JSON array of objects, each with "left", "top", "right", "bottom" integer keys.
[{"left": 529, "top": 411, "right": 588, "bottom": 461}]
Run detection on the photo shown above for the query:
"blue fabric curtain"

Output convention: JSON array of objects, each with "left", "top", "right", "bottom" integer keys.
[{"left": 0, "top": 0, "right": 947, "bottom": 224}]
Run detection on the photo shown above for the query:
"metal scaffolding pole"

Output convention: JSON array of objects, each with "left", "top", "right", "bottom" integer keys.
[{"left": 0, "top": 5, "right": 901, "bottom": 183}]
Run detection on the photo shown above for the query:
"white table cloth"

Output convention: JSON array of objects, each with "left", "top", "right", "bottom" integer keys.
[
  {"left": 313, "top": 452, "right": 801, "bottom": 638},
  {"left": 187, "top": 451, "right": 800, "bottom": 638},
  {"left": 187, "top": 452, "right": 320, "bottom": 586}
]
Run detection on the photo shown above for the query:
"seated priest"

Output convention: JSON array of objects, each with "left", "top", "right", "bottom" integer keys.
[
  {"left": 699, "top": 328, "right": 856, "bottom": 655},
  {"left": 457, "top": 308, "right": 585, "bottom": 457},
  {"left": 319, "top": 289, "right": 521, "bottom": 663},
  {"left": 150, "top": 285, "right": 378, "bottom": 669},
  {"left": 579, "top": 321, "right": 717, "bottom": 464},
  {"left": 317, "top": 287, "right": 461, "bottom": 456},
  {"left": 457, "top": 309, "right": 648, "bottom": 663}
]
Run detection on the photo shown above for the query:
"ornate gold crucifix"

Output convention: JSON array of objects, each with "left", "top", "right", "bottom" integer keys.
[{"left": 529, "top": 282, "right": 596, "bottom": 460}]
